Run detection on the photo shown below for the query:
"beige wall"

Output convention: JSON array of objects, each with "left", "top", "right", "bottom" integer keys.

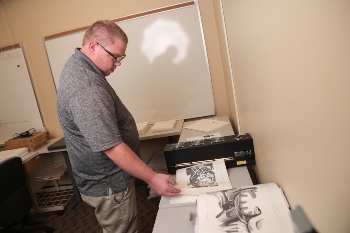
[
  {"left": 211, "top": 1, "right": 240, "bottom": 134},
  {"left": 0, "top": 0, "right": 230, "bottom": 161},
  {"left": 3, "top": 0, "right": 350, "bottom": 232},
  {"left": 220, "top": 0, "right": 350, "bottom": 232}
]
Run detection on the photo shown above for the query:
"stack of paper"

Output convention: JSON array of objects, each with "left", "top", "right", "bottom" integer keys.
[
  {"left": 136, "top": 122, "right": 150, "bottom": 135},
  {"left": 184, "top": 119, "right": 230, "bottom": 132},
  {"left": 196, "top": 183, "right": 294, "bottom": 233},
  {"left": 0, "top": 147, "right": 28, "bottom": 162},
  {"left": 169, "top": 160, "right": 232, "bottom": 205},
  {"left": 175, "top": 160, "right": 232, "bottom": 195},
  {"left": 151, "top": 119, "right": 177, "bottom": 133}
]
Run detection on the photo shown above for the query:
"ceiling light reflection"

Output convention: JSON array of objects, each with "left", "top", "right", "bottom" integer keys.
[{"left": 141, "top": 19, "right": 189, "bottom": 64}]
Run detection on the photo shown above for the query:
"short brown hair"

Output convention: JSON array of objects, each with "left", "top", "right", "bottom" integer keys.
[{"left": 83, "top": 20, "right": 128, "bottom": 46}]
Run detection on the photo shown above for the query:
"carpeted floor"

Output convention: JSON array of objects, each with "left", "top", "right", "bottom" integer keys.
[{"left": 32, "top": 185, "right": 160, "bottom": 233}]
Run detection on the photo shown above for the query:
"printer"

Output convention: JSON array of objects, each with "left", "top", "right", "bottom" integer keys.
[{"left": 164, "top": 133, "right": 255, "bottom": 174}]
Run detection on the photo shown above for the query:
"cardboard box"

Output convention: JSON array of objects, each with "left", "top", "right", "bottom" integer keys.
[{"left": 5, "top": 131, "right": 49, "bottom": 152}]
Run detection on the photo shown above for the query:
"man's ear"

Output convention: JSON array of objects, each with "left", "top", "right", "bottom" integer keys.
[
  {"left": 80, "top": 41, "right": 98, "bottom": 59},
  {"left": 88, "top": 41, "right": 98, "bottom": 54}
]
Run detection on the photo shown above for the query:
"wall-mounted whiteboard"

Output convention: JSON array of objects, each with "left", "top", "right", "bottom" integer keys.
[
  {"left": 0, "top": 46, "right": 44, "bottom": 145},
  {"left": 44, "top": 2, "right": 215, "bottom": 123}
]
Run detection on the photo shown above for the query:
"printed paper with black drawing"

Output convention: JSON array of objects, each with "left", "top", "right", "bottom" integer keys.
[{"left": 175, "top": 160, "right": 232, "bottom": 196}]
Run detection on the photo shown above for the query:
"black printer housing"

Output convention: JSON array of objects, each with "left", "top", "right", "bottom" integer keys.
[{"left": 164, "top": 134, "right": 255, "bottom": 174}]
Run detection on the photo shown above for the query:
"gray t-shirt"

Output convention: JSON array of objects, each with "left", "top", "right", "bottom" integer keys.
[{"left": 57, "top": 48, "right": 140, "bottom": 197}]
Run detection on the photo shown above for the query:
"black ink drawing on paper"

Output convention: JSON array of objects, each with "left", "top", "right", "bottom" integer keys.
[
  {"left": 210, "top": 187, "right": 264, "bottom": 233},
  {"left": 186, "top": 162, "right": 218, "bottom": 188}
]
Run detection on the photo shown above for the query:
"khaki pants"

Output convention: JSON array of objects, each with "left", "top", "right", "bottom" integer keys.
[{"left": 81, "top": 183, "right": 138, "bottom": 233}]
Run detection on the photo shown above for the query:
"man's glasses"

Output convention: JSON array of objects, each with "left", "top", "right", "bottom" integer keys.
[{"left": 97, "top": 42, "right": 126, "bottom": 63}]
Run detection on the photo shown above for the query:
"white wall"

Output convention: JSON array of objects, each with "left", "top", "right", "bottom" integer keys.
[{"left": 221, "top": 1, "right": 350, "bottom": 232}]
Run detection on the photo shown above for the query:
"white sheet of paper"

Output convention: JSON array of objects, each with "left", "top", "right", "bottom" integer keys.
[
  {"left": 184, "top": 119, "right": 230, "bottom": 132},
  {"left": 136, "top": 121, "right": 150, "bottom": 134},
  {"left": 169, "top": 195, "right": 198, "bottom": 204},
  {"left": 0, "top": 147, "right": 28, "bottom": 162},
  {"left": 175, "top": 160, "right": 232, "bottom": 196},
  {"left": 186, "top": 133, "right": 222, "bottom": 141},
  {"left": 151, "top": 119, "right": 176, "bottom": 132},
  {"left": 196, "top": 183, "right": 294, "bottom": 233}
]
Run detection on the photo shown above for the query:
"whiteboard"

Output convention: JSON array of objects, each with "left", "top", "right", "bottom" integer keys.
[
  {"left": 45, "top": 4, "right": 215, "bottom": 123},
  {"left": 0, "top": 47, "right": 44, "bottom": 145}
]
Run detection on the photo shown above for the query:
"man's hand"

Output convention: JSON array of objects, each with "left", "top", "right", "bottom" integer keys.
[
  {"left": 148, "top": 173, "right": 181, "bottom": 197},
  {"left": 104, "top": 143, "right": 181, "bottom": 197}
]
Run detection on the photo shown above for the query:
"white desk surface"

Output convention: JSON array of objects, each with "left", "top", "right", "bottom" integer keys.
[
  {"left": 139, "top": 119, "right": 184, "bottom": 140},
  {"left": 153, "top": 206, "right": 197, "bottom": 233},
  {"left": 21, "top": 138, "right": 66, "bottom": 163}
]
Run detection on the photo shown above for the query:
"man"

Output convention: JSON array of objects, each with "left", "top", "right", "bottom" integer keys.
[{"left": 57, "top": 20, "right": 180, "bottom": 233}]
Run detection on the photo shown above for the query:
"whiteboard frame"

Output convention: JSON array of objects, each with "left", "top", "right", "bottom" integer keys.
[
  {"left": 44, "top": 1, "right": 216, "bottom": 123},
  {"left": 0, "top": 44, "right": 45, "bottom": 145}
]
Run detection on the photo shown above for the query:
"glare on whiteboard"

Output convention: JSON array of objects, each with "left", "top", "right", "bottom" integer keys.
[{"left": 141, "top": 19, "right": 189, "bottom": 64}]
